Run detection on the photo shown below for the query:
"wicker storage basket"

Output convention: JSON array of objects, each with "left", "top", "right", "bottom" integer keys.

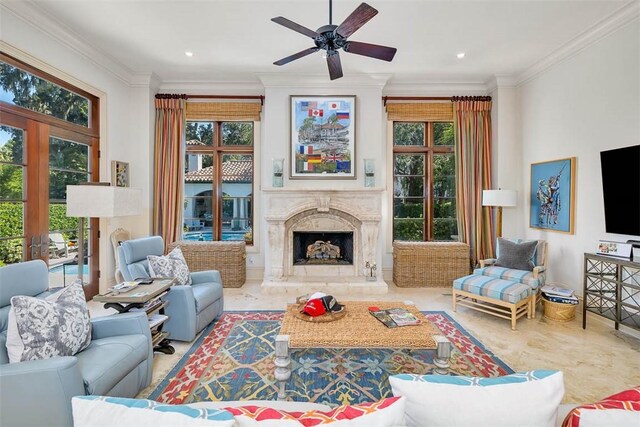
[
  {"left": 393, "top": 241, "right": 470, "bottom": 288},
  {"left": 543, "top": 298, "right": 576, "bottom": 322},
  {"left": 169, "top": 240, "right": 246, "bottom": 288}
]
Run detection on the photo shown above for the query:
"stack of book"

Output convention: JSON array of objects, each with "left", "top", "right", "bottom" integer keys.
[
  {"left": 369, "top": 308, "right": 421, "bottom": 328},
  {"left": 541, "top": 285, "right": 579, "bottom": 305}
]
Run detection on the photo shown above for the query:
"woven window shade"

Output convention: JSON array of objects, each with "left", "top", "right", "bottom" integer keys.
[
  {"left": 186, "top": 102, "right": 262, "bottom": 121},
  {"left": 386, "top": 103, "right": 453, "bottom": 122}
]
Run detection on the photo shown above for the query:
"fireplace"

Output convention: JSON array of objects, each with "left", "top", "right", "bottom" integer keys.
[
  {"left": 262, "top": 188, "right": 387, "bottom": 295},
  {"left": 293, "top": 231, "right": 354, "bottom": 265}
]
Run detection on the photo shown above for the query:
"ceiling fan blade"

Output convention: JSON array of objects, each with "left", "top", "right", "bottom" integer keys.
[
  {"left": 271, "top": 17, "right": 320, "bottom": 39},
  {"left": 335, "top": 3, "right": 378, "bottom": 38},
  {"left": 327, "top": 52, "right": 343, "bottom": 80},
  {"left": 274, "top": 47, "right": 319, "bottom": 66},
  {"left": 344, "top": 41, "right": 397, "bottom": 62}
]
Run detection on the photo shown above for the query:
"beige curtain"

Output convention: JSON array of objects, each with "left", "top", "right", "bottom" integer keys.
[
  {"left": 453, "top": 99, "right": 494, "bottom": 265},
  {"left": 153, "top": 96, "right": 186, "bottom": 247}
]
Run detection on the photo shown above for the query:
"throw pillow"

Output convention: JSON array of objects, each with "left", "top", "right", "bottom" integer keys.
[
  {"left": 147, "top": 246, "right": 192, "bottom": 286},
  {"left": 72, "top": 396, "right": 236, "bottom": 427},
  {"left": 225, "top": 396, "right": 406, "bottom": 427},
  {"left": 6, "top": 282, "right": 92, "bottom": 363},
  {"left": 562, "top": 385, "right": 640, "bottom": 427},
  {"left": 495, "top": 238, "right": 537, "bottom": 271},
  {"left": 389, "top": 370, "right": 564, "bottom": 427}
]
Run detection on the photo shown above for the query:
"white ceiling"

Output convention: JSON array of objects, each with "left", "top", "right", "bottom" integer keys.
[{"left": 21, "top": 0, "right": 631, "bottom": 84}]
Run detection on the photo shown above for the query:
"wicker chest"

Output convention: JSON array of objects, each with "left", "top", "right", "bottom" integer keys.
[
  {"left": 393, "top": 241, "right": 470, "bottom": 288},
  {"left": 168, "top": 241, "right": 246, "bottom": 288}
]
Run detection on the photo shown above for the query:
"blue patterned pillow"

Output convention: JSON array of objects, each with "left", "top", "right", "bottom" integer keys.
[
  {"left": 72, "top": 396, "right": 236, "bottom": 426},
  {"left": 390, "top": 370, "right": 564, "bottom": 427}
]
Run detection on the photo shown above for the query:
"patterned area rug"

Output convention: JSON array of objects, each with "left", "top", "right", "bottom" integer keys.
[{"left": 148, "top": 311, "right": 512, "bottom": 406}]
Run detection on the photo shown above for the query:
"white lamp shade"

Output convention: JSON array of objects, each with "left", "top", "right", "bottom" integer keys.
[
  {"left": 66, "top": 185, "right": 142, "bottom": 218},
  {"left": 482, "top": 189, "right": 517, "bottom": 207}
]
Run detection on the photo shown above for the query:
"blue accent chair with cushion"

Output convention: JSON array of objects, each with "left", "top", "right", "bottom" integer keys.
[
  {"left": 117, "top": 236, "right": 224, "bottom": 342},
  {"left": 0, "top": 260, "right": 153, "bottom": 427}
]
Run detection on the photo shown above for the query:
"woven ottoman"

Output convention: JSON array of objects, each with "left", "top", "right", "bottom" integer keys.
[
  {"left": 393, "top": 241, "right": 470, "bottom": 287},
  {"left": 168, "top": 241, "right": 246, "bottom": 288},
  {"left": 452, "top": 274, "right": 533, "bottom": 330}
]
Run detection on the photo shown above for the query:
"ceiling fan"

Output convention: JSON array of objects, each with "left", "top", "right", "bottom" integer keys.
[{"left": 271, "top": 0, "right": 397, "bottom": 80}]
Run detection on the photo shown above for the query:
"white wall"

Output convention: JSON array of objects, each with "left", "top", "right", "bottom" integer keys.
[
  {"left": 259, "top": 75, "right": 389, "bottom": 278},
  {"left": 1, "top": 7, "right": 155, "bottom": 291},
  {"left": 517, "top": 20, "right": 640, "bottom": 293}
]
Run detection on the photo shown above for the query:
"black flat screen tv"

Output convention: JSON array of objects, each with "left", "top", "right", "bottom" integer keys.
[{"left": 600, "top": 145, "right": 640, "bottom": 236}]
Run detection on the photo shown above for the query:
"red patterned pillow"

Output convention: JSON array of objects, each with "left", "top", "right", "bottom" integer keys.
[
  {"left": 225, "top": 396, "right": 405, "bottom": 426},
  {"left": 562, "top": 386, "right": 640, "bottom": 427}
]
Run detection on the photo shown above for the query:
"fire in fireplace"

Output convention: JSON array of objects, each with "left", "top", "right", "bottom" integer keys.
[{"left": 293, "top": 231, "right": 353, "bottom": 265}]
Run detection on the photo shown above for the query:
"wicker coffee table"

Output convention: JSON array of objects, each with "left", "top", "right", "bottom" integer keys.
[{"left": 274, "top": 301, "right": 447, "bottom": 399}]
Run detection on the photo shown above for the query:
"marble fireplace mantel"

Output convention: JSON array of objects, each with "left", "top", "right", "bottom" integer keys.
[{"left": 261, "top": 188, "right": 388, "bottom": 295}]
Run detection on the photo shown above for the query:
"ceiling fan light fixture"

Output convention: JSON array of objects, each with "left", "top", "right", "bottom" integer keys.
[
  {"left": 185, "top": 51, "right": 194, "bottom": 57},
  {"left": 457, "top": 52, "right": 465, "bottom": 59},
  {"left": 271, "top": 1, "right": 397, "bottom": 80}
]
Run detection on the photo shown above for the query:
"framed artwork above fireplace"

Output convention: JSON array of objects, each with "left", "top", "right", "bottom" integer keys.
[{"left": 290, "top": 95, "right": 356, "bottom": 179}]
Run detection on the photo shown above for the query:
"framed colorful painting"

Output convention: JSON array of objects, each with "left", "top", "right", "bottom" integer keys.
[
  {"left": 290, "top": 95, "right": 356, "bottom": 179},
  {"left": 529, "top": 157, "right": 576, "bottom": 233},
  {"left": 111, "top": 160, "right": 130, "bottom": 187}
]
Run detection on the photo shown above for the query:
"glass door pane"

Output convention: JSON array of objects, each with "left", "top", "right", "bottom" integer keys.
[
  {"left": 48, "top": 136, "right": 90, "bottom": 287},
  {"left": 221, "top": 154, "right": 253, "bottom": 242},
  {"left": 0, "top": 125, "right": 25, "bottom": 265}
]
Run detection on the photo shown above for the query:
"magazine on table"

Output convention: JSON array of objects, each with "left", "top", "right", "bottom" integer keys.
[
  {"left": 543, "top": 294, "right": 579, "bottom": 305},
  {"left": 370, "top": 308, "right": 421, "bottom": 328},
  {"left": 541, "top": 285, "right": 575, "bottom": 298}
]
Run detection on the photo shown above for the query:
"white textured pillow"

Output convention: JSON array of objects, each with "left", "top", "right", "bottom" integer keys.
[
  {"left": 72, "top": 396, "right": 236, "bottom": 427},
  {"left": 147, "top": 246, "right": 192, "bottom": 286},
  {"left": 6, "top": 282, "right": 92, "bottom": 363},
  {"left": 389, "top": 370, "right": 564, "bottom": 427}
]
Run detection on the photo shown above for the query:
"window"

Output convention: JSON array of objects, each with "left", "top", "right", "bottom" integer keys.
[
  {"left": 393, "top": 122, "right": 456, "bottom": 241},
  {"left": 183, "top": 121, "right": 253, "bottom": 243},
  {"left": 0, "top": 53, "right": 100, "bottom": 297}
]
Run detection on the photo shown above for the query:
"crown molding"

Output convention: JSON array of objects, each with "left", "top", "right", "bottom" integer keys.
[
  {"left": 257, "top": 73, "right": 392, "bottom": 88},
  {"left": 485, "top": 75, "right": 519, "bottom": 93},
  {"left": 130, "top": 73, "right": 162, "bottom": 90},
  {"left": 1, "top": 0, "right": 135, "bottom": 85},
  {"left": 516, "top": 0, "right": 640, "bottom": 86},
  {"left": 159, "top": 80, "right": 265, "bottom": 94},
  {"left": 384, "top": 76, "right": 489, "bottom": 96}
]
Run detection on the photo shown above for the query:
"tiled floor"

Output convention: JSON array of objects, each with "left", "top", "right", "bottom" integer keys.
[{"left": 90, "top": 281, "right": 640, "bottom": 404}]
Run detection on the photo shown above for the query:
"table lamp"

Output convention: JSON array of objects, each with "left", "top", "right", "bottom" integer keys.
[
  {"left": 482, "top": 189, "right": 517, "bottom": 238},
  {"left": 66, "top": 184, "right": 142, "bottom": 284}
]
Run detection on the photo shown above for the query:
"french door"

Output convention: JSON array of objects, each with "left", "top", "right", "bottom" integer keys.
[{"left": 0, "top": 112, "right": 100, "bottom": 298}]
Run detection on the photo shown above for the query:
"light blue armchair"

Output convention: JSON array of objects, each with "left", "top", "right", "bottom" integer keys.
[
  {"left": 0, "top": 260, "right": 153, "bottom": 427},
  {"left": 117, "top": 236, "right": 224, "bottom": 342}
]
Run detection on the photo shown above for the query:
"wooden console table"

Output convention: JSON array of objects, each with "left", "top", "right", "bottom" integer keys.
[
  {"left": 583, "top": 253, "right": 640, "bottom": 331},
  {"left": 94, "top": 278, "right": 176, "bottom": 354}
]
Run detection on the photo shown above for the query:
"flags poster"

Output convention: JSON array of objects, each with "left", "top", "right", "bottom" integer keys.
[{"left": 291, "top": 96, "right": 355, "bottom": 179}]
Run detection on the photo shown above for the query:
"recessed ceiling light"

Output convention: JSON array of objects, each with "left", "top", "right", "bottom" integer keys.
[
  {"left": 185, "top": 51, "right": 194, "bottom": 57},
  {"left": 457, "top": 52, "right": 465, "bottom": 59}
]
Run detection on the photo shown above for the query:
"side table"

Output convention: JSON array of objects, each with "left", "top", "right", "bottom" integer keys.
[{"left": 94, "top": 278, "right": 176, "bottom": 354}]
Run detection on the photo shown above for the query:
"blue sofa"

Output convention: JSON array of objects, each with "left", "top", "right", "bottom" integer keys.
[
  {"left": 0, "top": 260, "right": 153, "bottom": 427},
  {"left": 117, "top": 236, "right": 224, "bottom": 342}
]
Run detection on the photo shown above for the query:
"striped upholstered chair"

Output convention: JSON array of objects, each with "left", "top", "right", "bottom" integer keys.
[
  {"left": 475, "top": 238, "right": 548, "bottom": 316},
  {"left": 452, "top": 238, "right": 547, "bottom": 329}
]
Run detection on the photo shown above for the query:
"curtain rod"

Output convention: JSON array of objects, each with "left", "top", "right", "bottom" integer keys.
[
  {"left": 155, "top": 94, "right": 265, "bottom": 105},
  {"left": 382, "top": 96, "right": 491, "bottom": 106}
]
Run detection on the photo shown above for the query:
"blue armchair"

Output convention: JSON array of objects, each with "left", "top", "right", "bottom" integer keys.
[
  {"left": 0, "top": 260, "right": 153, "bottom": 427},
  {"left": 117, "top": 236, "right": 224, "bottom": 342}
]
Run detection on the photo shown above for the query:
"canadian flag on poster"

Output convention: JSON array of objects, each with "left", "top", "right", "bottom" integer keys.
[
  {"left": 308, "top": 109, "right": 324, "bottom": 117},
  {"left": 303, "top": 162, "right": 314, "bottom": 172},
  {"left": 327, "top": 101, "right": 341, "bottom": 110}
]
